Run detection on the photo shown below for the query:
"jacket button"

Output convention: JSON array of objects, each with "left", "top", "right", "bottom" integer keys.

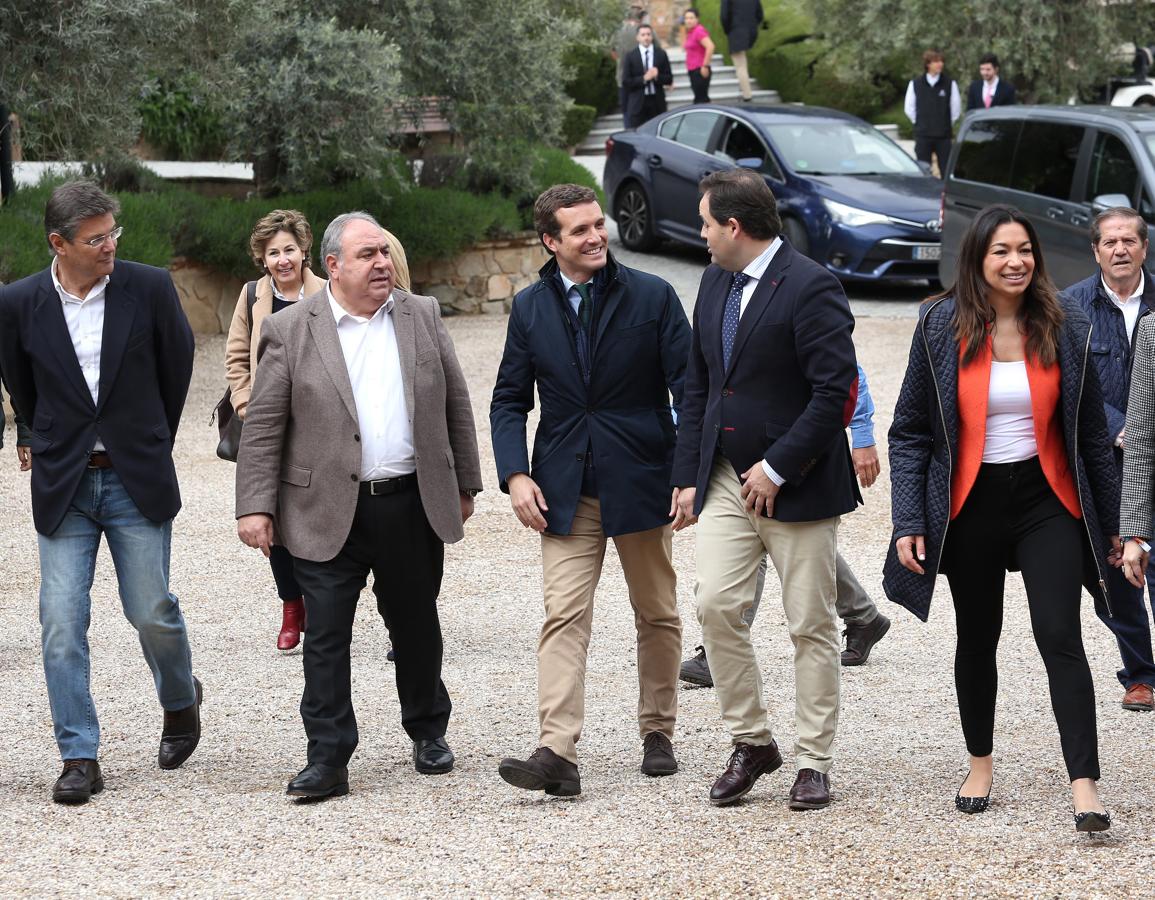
[
  {"left": 354, "top": 434, "right": 361, "bottom": 442},
  {"left": 350, "top": 474, "right": 357, "bottom": 481},
  {"left": 576, "top": 454, "right": 584, "bottom": 461}
]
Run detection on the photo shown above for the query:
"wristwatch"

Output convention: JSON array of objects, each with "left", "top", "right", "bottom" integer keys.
[{"left": 1127, "top": 537, "right": 1152, "bottom": 553}]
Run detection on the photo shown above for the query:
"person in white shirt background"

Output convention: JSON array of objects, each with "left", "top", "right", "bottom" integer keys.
[{"left": 904, "top": 49, "right": 961, "bottom": 178}]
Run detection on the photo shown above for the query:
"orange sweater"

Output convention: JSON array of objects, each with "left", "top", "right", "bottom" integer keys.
[{"left": 951, "top": 339, "right": 1080, "bottom": 520}]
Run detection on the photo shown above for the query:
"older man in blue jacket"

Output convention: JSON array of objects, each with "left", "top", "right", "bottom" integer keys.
[
  {"left": 491, "top": 184, "right": 691, "bottom": 796},
  {"left": 1064, "top": 206, "right": 1155, "bottom": 711}
]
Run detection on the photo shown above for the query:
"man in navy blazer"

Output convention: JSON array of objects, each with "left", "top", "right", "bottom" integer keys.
[
  {"left": 0, "top": 181, "right": 201, "bottom": 805},
  {"left": 966, "top": 53, "right": 1016, "bottom": 110},
  {"left": 491, "top": 183, "right": 691, "bottom": 796},
  {"left": 671, "top": 169, "right": 860, "bottom": 811}
]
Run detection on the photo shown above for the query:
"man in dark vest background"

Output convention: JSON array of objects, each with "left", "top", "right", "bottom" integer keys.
[{"left": 904, "top": 49, "right": 960, "bottom": 178}]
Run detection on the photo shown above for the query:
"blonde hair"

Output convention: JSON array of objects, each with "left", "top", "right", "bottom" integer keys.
[{"left": 249, "top": 209, "right": 313, "bottom": 270}]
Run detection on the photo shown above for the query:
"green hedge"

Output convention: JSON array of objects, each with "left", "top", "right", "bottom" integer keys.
[
  {"left": 563, "top": 44, "right": 619, "bottom": 115},
  {"left": 0, "top": 148, "right": 602, "bottom": 283},
  {"left": 559, "top": 104, "right": 598, "bottom": 148}
]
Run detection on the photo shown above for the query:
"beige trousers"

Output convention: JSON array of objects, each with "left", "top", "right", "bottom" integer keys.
[
  {"left": 696, "top": 459, "right": 840, "bottom": 772},
  {"left": 731, "top": 50, "right": 753, "bottom": 99},
  {"left": 538, "top": 496, "right": 681, "bottom": 763}
]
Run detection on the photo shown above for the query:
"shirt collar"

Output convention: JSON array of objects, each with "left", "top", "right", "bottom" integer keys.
[
  {"left": 741, "top": 237, "right": 783, "bottom": 283},
  {"left": 271, "top": 279, "right": 305, "bottom": 303},
  {"left": 558, "top": 268, "right": 597, "bottom": 297},
  {"left": 985, "top": 76, "right": 999, "bottom": 92},
  {"left": 51, "top": 257, "right": 110, "bottom": 305},
  {"left": 1101, "top": 271, "right": 1145, "bottom": 305},
  {"left": 926, "top": 73, "right": 940, "bottom": 86},
  {"left": 327, "top": 283, "right": 393, "bottom": 324}
]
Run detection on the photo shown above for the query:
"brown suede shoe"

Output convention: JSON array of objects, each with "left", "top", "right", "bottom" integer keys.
[
  {"left": 1122, "top": 683, "right": 1154, "bottom": 711},
  {"left": 788, "top": 768, "right": 831, "bottom": 810},
  {"left": 498, "top": 747, "right": 581, "bottom": 797},
  {"left": 708, "top": 740, "right": 782, "bottom": 806}
]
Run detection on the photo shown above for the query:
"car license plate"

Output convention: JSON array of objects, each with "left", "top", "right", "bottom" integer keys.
[{"left": 913, "top": 245, "right": 941, "bottom": 261}]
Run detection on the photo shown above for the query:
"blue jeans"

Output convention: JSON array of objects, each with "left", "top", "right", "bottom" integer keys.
[{"left": 37, "top": 468, "right": 195, "bottom": 760}]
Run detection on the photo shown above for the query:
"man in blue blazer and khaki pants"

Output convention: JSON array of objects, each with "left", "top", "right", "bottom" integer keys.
[
  {"left": 0, "top": 181, "right": 201, "bottom": 805},
  {"left": 491, "top": 184, "right": 691, "bottom": 796},
  {"left": 672, "top": 169, "right": 860, "bottom": 811}
]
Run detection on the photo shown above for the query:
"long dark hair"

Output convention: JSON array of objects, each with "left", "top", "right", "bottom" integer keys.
[{"left": 933, "top": 204, "right": 1064, "bottom": 366}]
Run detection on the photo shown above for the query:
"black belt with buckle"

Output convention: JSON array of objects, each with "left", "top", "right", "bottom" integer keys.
[
  {"left": 360, "top": 473, "right": 417, "bottom": 496},
  {"left": 87, "top": 451, "right": 113, "bottom": 469}
]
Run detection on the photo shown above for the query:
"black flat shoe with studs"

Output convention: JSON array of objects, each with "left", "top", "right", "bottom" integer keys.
[{"left": 1074, "top": 810, "right": 1111, "bottom": 833}]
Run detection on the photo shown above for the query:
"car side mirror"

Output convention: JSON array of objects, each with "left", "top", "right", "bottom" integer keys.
[
  {"left": 917, "top": 161, "right": 934, "bottom": 176},
  {"left": 1092, "top": 193, "right": 1133, "bottom": 212},
  {"left": 736, "top": 157, "right": 764, "bottom": 170}
]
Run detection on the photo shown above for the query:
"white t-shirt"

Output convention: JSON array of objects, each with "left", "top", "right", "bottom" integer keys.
[{"left": 983, "top": 360, "right": 1037, "bottom": 463}]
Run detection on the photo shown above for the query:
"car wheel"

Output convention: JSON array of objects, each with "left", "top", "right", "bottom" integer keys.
[
  {"left": 1135, "top": 96, "right": 1155, "bottom": 107},
  {"left": 781, "top": 216, "right": 810, "bottom": 257},
  {"left": 615, "top": 183, "right": 658, "bottom": 251}
]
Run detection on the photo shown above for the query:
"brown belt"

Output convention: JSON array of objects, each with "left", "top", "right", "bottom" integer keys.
[{"left": 87, "top": 452, "right": 113, "bottom": 469}]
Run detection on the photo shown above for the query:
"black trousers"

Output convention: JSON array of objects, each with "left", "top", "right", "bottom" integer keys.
[
  {"left": 292, "top": 482, "right": 450, "bottom": 767},
  {"left": 269, "top": 544, "right": 302, "bottom": 601},
  {"left": 943, "top": 457, "right": 1100, "bottom": 782},
  {"left": 688, "top": 67, "right": 711, "bottom": 103},
  {"left": 914, "top": 136, "right": 952, "bottom": 176}
]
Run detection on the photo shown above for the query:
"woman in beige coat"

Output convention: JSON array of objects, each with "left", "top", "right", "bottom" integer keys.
[{"left": 224, "top": 208, "right": 412, "bottom": 649}]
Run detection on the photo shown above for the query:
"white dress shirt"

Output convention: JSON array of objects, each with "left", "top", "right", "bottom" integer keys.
[
  {"left": 327, "top": 286, "right": 415, "bottom": 479},
  {"left": 641, "top": 46, "right": 655, "bottom": 94},
  {"left": 983, "top": 76, "right": 1000, "bottom": 107},
  {"left": 1103, "top": 271, "right": 1145, "bottom": 342},
  {"left": 904, "top": 73, "right": 962, "bottom": 125},
  {"left": 51, "top": 258, "right": 110, "bottom": 451}
]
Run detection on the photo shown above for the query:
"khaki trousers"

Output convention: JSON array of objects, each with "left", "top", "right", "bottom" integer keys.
[
  {"left": 538, "top": 496, "right": 681, "bottom": 764},
  {"left": 731, "top": 50, "right": 753, "bottom": 99},
  {"left": 696, "top": 459, "right": 840, "bottom": 772}
]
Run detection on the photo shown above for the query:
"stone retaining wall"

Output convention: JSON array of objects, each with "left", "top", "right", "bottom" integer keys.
[
  {"left": 170, "top": 233, "right": 546, "bottom": 333},
  {"left": 409, "top": 231, "right": 548, "bottom": 316}
]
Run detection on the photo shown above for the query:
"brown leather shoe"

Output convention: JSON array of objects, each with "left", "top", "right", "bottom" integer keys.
[
  {"left": 788, "top": 768, "right": 831, "bottom": 810},
  {"left": 641, "top": 732, "right": 678, "bottom": 776},
  {"left": 52, "top": 759, "right": 104, "bottom": 804},
  {"left": 1122, "top": 683, "right": 1154, "bottom": 711},
  {"left": 708, "top": 740, "right": 782, "bottom": 806},
  {"left": 498, "top": 747, "right": 581, "bottom": 797}
]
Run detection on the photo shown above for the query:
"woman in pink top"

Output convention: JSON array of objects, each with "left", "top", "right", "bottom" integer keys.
[{"left": 683, "top": 9, "right": 715, "bottom": 103}]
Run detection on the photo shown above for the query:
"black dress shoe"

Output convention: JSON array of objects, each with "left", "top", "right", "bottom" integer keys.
[
  {"left": 159, "top": 677, "right": 203, "bottom": 770},
  {"left": 1074, "top": 810, "right": 1111, "bottom": 833},
  {"left": 52, "top": 759, "right": 104, "bottom": 805},
  {"left": 679, "top": 646, "right": 714, "bottom": 687},
  {"left": 641, "top": 732, "right": 678, "bottom": 776},
  {"left": 286, "top": 763, "right": 350, "bottom": 799},
  {"left": 413, "top": 737, "right": 455, "bottom": 774},
  {"left": 709, "top": 740, "right": 783, "bottom": 805},
  {"left": 841, "top": 613, "right": 891, "bottom": 666},
  {"left": 498, "top": 747, "right": 581, "bottom": 797}
]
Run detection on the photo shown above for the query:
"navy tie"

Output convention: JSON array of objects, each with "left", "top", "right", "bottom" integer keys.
[{"left": 721, "top": 272, "right": 750, "bottom": 371}]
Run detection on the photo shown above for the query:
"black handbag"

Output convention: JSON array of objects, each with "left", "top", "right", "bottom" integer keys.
[{"left": 212, "top": 280, "right": 257, "bottom": 462}]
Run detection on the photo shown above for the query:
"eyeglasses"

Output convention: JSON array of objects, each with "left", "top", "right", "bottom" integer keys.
[{"left": 77, "top": 225, "right": 124, "bottom": 248}]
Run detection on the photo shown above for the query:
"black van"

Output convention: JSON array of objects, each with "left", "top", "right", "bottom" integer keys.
[{"left": 941, "top": 106, "right": 1155, "bottom": 288}]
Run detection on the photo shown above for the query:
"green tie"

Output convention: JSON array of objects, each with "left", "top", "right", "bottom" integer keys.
[{"left": 574, "top": 282, "right": 592, "bottom": 330}]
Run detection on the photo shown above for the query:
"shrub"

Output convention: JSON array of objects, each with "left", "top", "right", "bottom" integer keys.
[
  {"left": 563, "top": 45, "right": 619, "bottom": 115},
  {"left": 138, "top": 75, "right": 228, "bottom": 161},
  {"left": 559, "top": 105, "right": 598, "bottom": 149}
]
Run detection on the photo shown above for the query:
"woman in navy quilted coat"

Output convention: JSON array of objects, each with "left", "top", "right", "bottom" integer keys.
[{"left": 885, "top": 205, "right": 1120, "bottom": 832}]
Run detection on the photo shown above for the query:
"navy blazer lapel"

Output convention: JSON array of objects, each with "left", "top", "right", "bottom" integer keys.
[
  {"left": 96, "top": 273, "right": 137, "bottom": 414},
  {"left": 723, "top": 243, "right": 793, "bottom": 380},
  {"left": 31, "top": 272, "right": 95, "bottom": 409}
]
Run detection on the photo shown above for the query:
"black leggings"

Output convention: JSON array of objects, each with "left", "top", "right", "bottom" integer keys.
[
  {"left": 269, "top": 543, "right": 302, "bottom": 601},
  {"left": 943, "top": 457, "right": 1100, "bottom": 782}
]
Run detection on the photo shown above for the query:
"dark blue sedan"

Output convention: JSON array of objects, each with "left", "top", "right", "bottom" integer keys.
[{"left": 603, "top": 104, "right": 944, "bottom": 283}]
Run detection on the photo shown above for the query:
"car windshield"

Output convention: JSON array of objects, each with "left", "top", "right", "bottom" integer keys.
[{"left": 764, "top": 121, "right": 922, "bottom": 176}]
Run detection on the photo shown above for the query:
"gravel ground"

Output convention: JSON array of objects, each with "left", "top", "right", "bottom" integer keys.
[{"left": 1, "top": 308, "right": 1153, "bottom": 899}]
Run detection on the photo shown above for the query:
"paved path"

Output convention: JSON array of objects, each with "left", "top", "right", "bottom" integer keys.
[{"left": 0, "top": 311, "right": 1151, "bottom": 897}]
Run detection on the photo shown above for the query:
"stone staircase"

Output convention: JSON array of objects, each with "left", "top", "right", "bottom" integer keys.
[{"left": 576, "top": 46, "right": 779, "bottom": 155}]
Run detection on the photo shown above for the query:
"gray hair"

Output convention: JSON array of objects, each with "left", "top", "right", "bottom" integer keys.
[
  {"left": 1091, "top": 206, "right": 1148, "bottom": 245},
  {"left": 320, "top": 211, "right": 383, "bottom": 275},
  {"left": 44, "top": 180, "right": 121, "bottom": 251}
]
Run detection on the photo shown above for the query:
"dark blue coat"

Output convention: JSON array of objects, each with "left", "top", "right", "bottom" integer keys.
[
  {"left": 1062, "top": 267, "right": 1155, "bottom": 452},
  {"left": 671, "top": 242, "right": 861, "bottom": 521},
  {"left": 490, "top": 254, "right": 691, "bottom": 537},
  {"left": 883, "top": 295, "right": 1120, "bottom": 621},
  {"left": 0, "top": 261, "right": 194, "bottom": 535}
]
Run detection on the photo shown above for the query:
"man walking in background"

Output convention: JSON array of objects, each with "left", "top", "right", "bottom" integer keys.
[
  {"left": 0, "top": 180, "right": 201, "bottom": 804},
  {"left": 721, "top": 0, "right": 763, "bottom": 102},
  {"left": 904, "top": 50, "right": 961, "bottom": 177}
]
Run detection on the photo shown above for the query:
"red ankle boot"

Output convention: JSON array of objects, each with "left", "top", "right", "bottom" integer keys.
[{"left": 277, "top": 598, "right": 305, "bottom": 650}]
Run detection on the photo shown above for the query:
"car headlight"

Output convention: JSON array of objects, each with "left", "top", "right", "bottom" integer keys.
[{"left": 823, "top": 199, "right": 890, "bottom": 228}]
